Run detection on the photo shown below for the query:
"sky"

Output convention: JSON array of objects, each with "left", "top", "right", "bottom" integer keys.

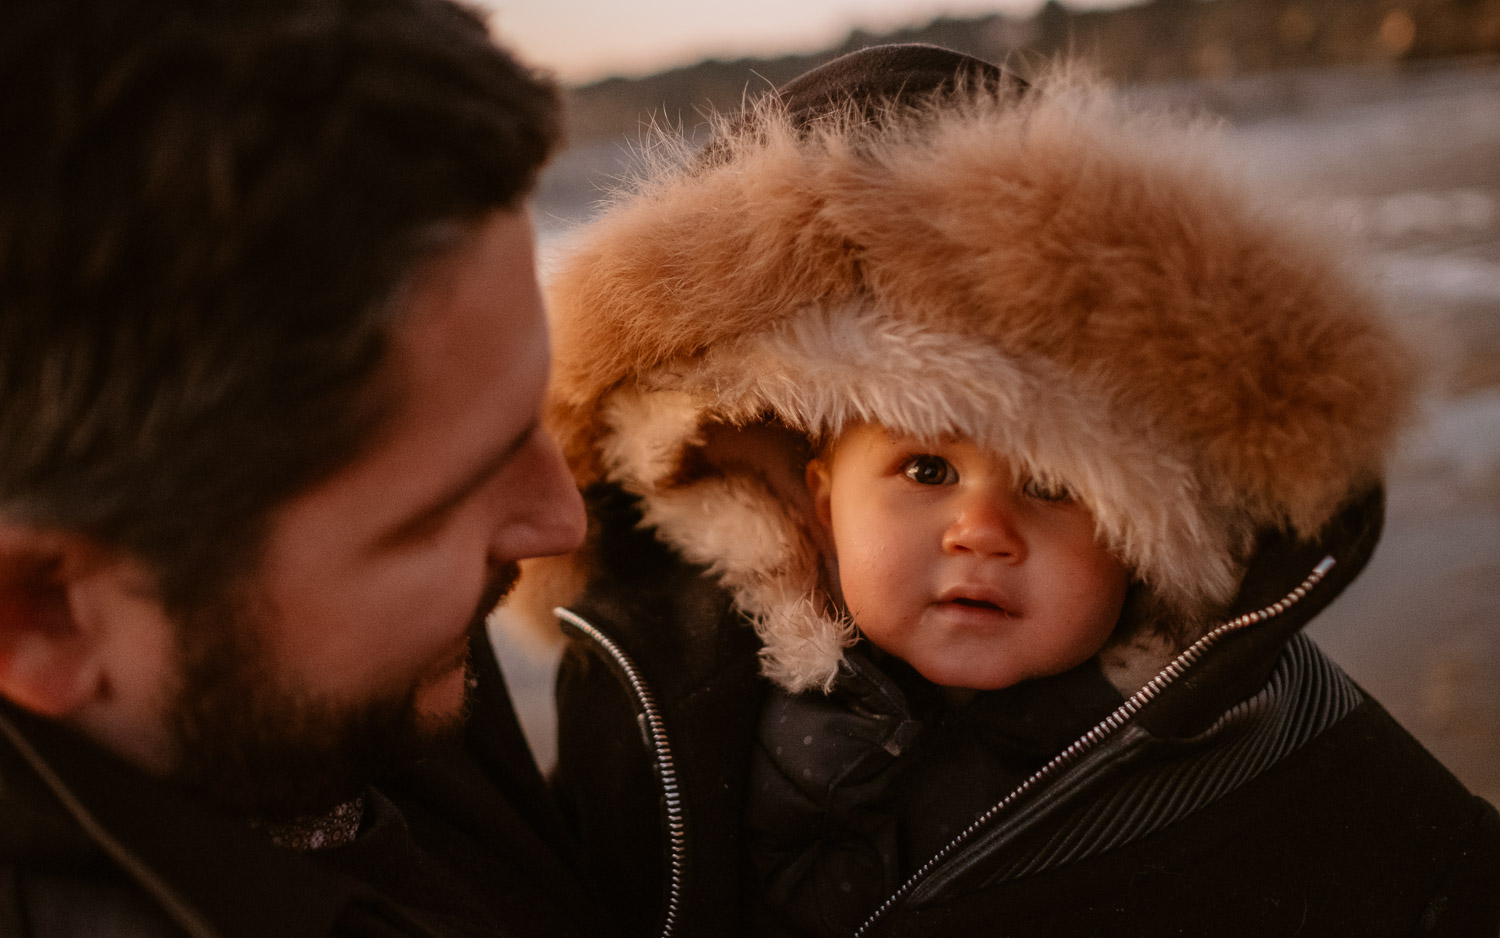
[{"left": 477, "top": 0, "right": 1140, "bottom": 84}]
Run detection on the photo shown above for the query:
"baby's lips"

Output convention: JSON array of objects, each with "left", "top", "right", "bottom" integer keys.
[{"left": 935, "top": 582, "right": 1019, "bottom": 616}]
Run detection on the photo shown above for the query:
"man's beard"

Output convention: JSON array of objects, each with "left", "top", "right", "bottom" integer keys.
[{"left": 165, "top": 561, "right": 521, "bottom": 821}]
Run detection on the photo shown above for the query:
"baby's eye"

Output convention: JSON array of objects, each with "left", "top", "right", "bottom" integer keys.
[
  {"left": 1021, "top": 477, "right": 1072, "bottom": 502},
  {"left": 902, "top": 454, "right": 958, "bottom": 486}
]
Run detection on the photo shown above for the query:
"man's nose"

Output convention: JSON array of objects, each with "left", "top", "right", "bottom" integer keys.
[
  {"left": 941, "top": 491, "right": 1025, "bottom": 561},
  {"left": 489, "top": 429, "right": 586, "bottom": 564}
]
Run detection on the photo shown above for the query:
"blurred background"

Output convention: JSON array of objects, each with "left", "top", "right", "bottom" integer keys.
[{"left": 481, "top": 0, "right": 1500, "bottom": 806}]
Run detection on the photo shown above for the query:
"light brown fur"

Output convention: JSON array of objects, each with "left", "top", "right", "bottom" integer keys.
[{"left": 522, "top": 73, "right": 1416, "bottom": 691}]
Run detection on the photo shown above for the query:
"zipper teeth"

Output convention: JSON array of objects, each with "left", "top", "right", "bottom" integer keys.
[
  {"left": 852, "top": 555, "right": 1337, "bottom": 938},
  {"left": 555, "top": 608, "right": 686, "bottom": 938}
]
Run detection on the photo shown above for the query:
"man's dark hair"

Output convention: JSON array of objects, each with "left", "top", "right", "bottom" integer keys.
[{"left": 0, "top": 0, "right": 561, "bottom": 609}]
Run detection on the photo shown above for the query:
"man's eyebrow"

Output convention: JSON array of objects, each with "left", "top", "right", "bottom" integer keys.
[{"left": 378, "top": 417, "right": 540, "bottom": 548}]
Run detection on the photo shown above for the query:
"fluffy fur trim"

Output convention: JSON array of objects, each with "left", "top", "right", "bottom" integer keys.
[{"left": 539, "top": 73, "right": 1416, "bottom": 691}]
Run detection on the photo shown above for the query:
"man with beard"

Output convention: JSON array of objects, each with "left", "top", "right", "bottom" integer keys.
[{"left": 0, "top": 2, "right": 613, "bottom": 936}]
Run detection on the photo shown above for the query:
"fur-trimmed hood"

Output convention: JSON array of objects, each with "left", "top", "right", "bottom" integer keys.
[{"left": 532, "top": 59, "right": 1415, "bottom": 693}]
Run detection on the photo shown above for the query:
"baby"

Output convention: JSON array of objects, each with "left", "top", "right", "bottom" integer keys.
[
  {"left": 746, "top": 423, "right": 1138, "bottom": 935},
  {"left": 534, "top": 44, "right": 1500, "bottom": 938}
]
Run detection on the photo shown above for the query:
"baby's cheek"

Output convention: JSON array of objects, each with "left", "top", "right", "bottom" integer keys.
[
  {"left": 839, "top": 546, "right": 906, "bottom": 620},
  {"left": 829, "top": 494, "right": 930, "bottom": 619}
]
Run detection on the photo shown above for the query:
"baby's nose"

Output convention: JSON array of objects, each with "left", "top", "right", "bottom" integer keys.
[{"left": 941, "top": 494, "right": 1025, "bottom": 560}]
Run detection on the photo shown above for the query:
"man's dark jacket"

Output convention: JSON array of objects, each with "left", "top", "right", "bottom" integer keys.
[{"left": 0, "top": 627, "right": 617, "bottom": 938}]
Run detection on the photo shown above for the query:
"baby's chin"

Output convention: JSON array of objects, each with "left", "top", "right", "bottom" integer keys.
[{"left": 906, "top": 657, "right": 1029, "bottom": 694}]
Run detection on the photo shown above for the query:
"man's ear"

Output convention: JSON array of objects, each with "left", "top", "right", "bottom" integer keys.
[{"left": 0, "top": 525, "right": 109, "bottom": 718}]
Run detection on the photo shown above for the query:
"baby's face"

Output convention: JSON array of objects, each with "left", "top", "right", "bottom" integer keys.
[{"left": 807, "top": 425, "right": 1128, "bottom": 691}]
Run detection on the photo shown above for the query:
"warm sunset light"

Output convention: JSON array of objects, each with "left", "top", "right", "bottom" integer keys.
[{"left": 478, "top": 0, "right": 1139, "bottom": 83}]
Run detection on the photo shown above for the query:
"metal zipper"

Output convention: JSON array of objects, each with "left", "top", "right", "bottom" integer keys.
[
  {"left": 852, "top": 555, "right": 1338, "bottom": 938},
  {"left": 554, "top": 607, "right": 687, "bottom": 938}
]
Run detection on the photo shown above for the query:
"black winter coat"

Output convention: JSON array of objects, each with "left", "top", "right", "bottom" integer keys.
[
  {"left": 0, "top": 626, "right": 618, "bottom": 938},
  {"left": 553, "top": 485, "right": 1500, "bottom": 938},
  {"left": 745, "top": 645, "right": 1128, "bottom": 938}
]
